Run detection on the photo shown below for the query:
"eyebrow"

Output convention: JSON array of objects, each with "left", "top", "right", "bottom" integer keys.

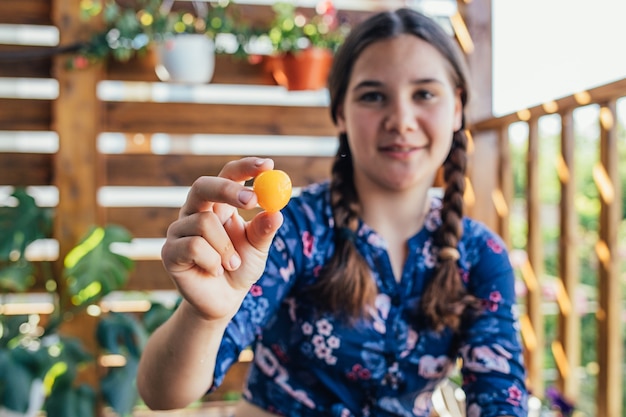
[{"left": 352, "top": 78, "right": 443, "bottom": 91}]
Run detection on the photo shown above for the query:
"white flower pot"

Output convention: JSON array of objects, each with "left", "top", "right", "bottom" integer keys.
[{"left": 155, "top": 34, "right": 216, "bottom": 84}]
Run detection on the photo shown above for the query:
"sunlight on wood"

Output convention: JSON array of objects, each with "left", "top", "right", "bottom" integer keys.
[
  {"left": 464, "top": 177, "right": 475, "bottom": 208},
  {"left": 594, "top": 240, "right": 611, "bottom": 270},
  {"left": 465, "top": 129, "right": 474, "bottom": 154},
  {"left": 599, "top": 106, "right": 614, "bottom": 130},
  {"left": 0, "top": 302, "right": 54, "bottom": 315},
  {"left": 542, "top": 100, "right": 558, "bottom": 114},
  {"left": 450, "top": 12, "right": 474, "bottom": 54},
  {"left": 574, "top": 90, "right": 591, "bottom": 105},
  {"left": 551, "top": 340, "right": 570, "bottom": 379},
  {"left": 520, "top": 258, "right": 539, "bottom": 292},
  {"left": 99, "top": 354, "right": 127, "bottom": 368},
  {"left": 516, "top": 108, "right": 531, "bottom": 121},
  {"left": 554, "top": 278, "right": 571, "bottom": 317},
  {"left": 520, "top": 314, "right": 537, "bottom": 352},
  {"left": 491, "top": 188, "right": 509, "bottom": 217},
  {"left": 100, "top": 299, "right": 153, "bottom": 313},
  {"left": 555, "top": 154, "right": 570, "bottom": 184},
  {"left": 592, "top": 163, "right": 614, "bottom": 204},
  {"left": 238, "top": 349, "right": 254, "bottom": 362}
]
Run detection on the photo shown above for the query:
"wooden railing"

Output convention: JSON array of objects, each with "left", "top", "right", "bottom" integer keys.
[{"left": 468, "top": 78, "right": 625, "bottom": 417}]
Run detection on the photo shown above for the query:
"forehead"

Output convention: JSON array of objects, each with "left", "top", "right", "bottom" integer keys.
[{"left": 349, "top": 34, "right": 453, "bottom": 84}]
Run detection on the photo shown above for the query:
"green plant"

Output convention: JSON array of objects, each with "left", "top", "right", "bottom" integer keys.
[
  {"left": 71, "top": 0, "right": 243, "bottom": 68},
  {"left": 266, "top": 1, "right": 350, "bottom": 54},
  {"left": 0, "top": 188, "right": 135, "bottom": 417},
  {"left": 97, "top": 302, "right": 176, "bottom": 416}
]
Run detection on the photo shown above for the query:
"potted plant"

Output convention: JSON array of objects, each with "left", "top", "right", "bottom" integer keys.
[
  {"left": 74, "top": 0, "right": 242, "bottom": 84},
  {"left": 0, "top": 188, "right": 136, "bottom": 417},
  {"left": 263, "top": 0, "right": 350, "bottom": 91}
]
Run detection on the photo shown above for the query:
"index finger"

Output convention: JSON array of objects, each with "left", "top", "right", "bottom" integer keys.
[{"left": 180, "top": 157, "right": 274, "bottom": 218}]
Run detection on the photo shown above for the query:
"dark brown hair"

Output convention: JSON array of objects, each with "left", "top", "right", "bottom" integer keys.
[{"left": 309, "top": 8, "right": 479, "bottom": 331}]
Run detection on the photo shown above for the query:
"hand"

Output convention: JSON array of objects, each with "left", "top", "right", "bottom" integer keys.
[{"left": 161, "top": 157, "right": 284, "bottom": 322}]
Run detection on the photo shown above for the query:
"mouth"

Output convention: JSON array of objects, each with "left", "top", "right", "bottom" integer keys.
[{"left": 379, "top": 143, "right": 425, "bottom": 153}]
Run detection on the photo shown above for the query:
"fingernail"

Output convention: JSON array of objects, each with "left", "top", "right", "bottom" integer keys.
[
  {"left": 238, "top": 189, "right": 254, "bottom": 204},
  {"left": 229, "top": 254, "right": 241, "bottom": 270},
  {"left": 255, "top": 158, "right": 267, "bottom": 166}
]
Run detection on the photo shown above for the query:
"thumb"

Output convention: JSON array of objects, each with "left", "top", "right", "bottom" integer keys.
[{"left": 246, "top": 211, "right": 284, "bottom": 253}]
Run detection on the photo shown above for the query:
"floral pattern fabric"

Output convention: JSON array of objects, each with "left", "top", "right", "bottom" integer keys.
[{"left": 211, "top": 182, "right": 528, "bottom": 417}]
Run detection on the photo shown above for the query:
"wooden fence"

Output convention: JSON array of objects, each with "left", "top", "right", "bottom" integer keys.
[{"left": 470, "top": 79, "right": 625, "bottom": 417}]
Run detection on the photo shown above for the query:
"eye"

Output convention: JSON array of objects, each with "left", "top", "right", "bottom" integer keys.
[
  {"left": 414, "top": 89, "right": 435, "bottom": 100},
  {"left": 359, "top": 91, "right": 385, "bottom": 103}
]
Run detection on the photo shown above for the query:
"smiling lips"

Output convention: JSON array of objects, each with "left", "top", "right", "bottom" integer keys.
[{"left": 379, "top": 143, "right": 426, "bottom": 157}]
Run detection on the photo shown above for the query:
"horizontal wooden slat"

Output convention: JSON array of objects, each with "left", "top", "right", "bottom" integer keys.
[
  {"left": 23, "top": 259, "right": 195, "bottom": 293},
  {"left": 0, "top": 0, "right": 52, "bottom": 25},
  {"left": 107, "top": 52, "right": 277, "bottom": 85},
  {"left": 0, "top": 99, "right": 52, "bottom": 131},
  {"left": 105, "top": 206, "right": 266, "bottom": 238},
  {"left": 104, "top": 154, "right": 333, "bottom": 187},
  {"left": 17, "top": 261, "right": 172, "bottom": 292},
  {"left": 0, "top": 45, "right": 53, "bottom": 78},
  {"left": 0, "top": 152, "right": 53, "bottom": 186},
  {"left": 104, "top": 102, "right": 336, "bottom": 136},
  {"left": 106, "top": 207, "right": 178, "bottom": 238},
  {"left": 472, "top": 78, "right": 626, "bottom": 131},
  {"left": 126, "top": 260, "right": 175, "bottom": 291}
]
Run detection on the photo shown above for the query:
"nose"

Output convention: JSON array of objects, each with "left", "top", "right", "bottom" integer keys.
[{"left": 383, "top": 97, "right": 418, "bottom": 133}]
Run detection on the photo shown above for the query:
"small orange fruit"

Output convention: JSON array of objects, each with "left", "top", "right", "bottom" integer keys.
[{"left": 253, "top": 169, "right": 293, "bottom": 213}]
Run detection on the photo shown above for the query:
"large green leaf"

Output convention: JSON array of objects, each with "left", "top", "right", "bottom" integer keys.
[
  {"left": 63, "top": 225, "right": 134, "bottom": 307},
  {"left": 100, "top": 357, "right": 139, "bottom": 417},
  {"left": 96, "top": 312, "right": 147, "bottom": 416},
  {"left": 0, "top": 188, "right": 52, "bottom": 262},
  {"left": 0, "top": 260, "right": 35, "bottom": 292},
  {"left": 141, "top": 301, "right": 177, "bottom": 334},
  {"left": 0, "top": 349, "right": 36, "bottom": 413},
  {"left": 44, "top": 383, "right": 96, "bottom": 417},
  {"left": 0, "top": 315, "right": 29, "bottom": 349},
  {"left": 0, "top": 345, "right": 51, "bottom": 413},
  {"left": 96, "top": 312, "right": 147, "bottom": 358}
]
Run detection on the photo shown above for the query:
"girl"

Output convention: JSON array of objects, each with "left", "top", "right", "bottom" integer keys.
[{"left": 137, "top": 8, "right": 528, "bottom": 417}]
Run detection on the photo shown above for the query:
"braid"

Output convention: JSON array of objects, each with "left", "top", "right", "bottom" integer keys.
[
  {"left": 308, "top": 134, "right": 377, "bottom": 320},
  {"left": 421, "top": 129, "right": 481, "bottom": 332}
]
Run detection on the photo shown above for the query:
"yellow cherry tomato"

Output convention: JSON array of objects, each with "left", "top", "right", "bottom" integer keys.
[{"left": 253, "top": 169, "right": 293, "bottom": 213}]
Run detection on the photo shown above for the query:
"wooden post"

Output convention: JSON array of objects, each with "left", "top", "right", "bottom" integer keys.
[
  {"left": 496, "top": 125, "right": 512, "bottom": 247},
  {"left": 51, "top": 0, "right": 104, "bottom": 398},
  {"left": 596, "top": 100, "right": 622, "bottom": 417},
  {"left": 525, "top": 118, "right": 544, "bottom": 397},
  {"left": 556, "top": 110, "right": 580, "bottom": 400},
  {"left": 460, "top": 0, "right": 499, "bottom": 232}
]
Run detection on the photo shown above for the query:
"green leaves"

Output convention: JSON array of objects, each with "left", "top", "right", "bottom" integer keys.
[
  {"left": 63, "top": 225, "right": 134, "bottom": 308},
  {"left": 0, "top": 188, "right": 136, "bottom": 415},
  {"left": 97, "top": 312, "right": 148, "bottom": 417},
  {"left": 0, "top": 188, "right": 52, "bottom": 292},
  {"left": 0, "top": 188, "right": 52, "bottom": 262}
]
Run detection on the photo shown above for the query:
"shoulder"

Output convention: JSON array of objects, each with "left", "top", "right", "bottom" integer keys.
[
  {"left": 281, "top": 181, "right": 333, "bottom": 230},
  {"left": 461, "top": 217, "right": 508, "bottom": 255}
]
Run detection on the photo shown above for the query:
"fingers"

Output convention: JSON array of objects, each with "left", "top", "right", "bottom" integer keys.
[
  {"left": 244, "top": 211, "right": 284, "bottom": 253},
  {"left": 161, "top": 235, "right": 224, "bottom": 277},
  {"left": 219, "top": 157, "right": 274, "bottom": 179},
  {"left": 167, "top": 210, "right": 241, "bottom": 272},
  {"left": 180, "top": 158, "right": 274, "bottom": 218}
]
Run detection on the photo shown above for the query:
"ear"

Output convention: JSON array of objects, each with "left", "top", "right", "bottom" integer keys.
[{"left": 453, "top": 88, "right": 463, "bottom": 132}]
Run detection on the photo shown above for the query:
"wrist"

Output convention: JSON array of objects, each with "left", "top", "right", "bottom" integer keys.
[{"left": 178, "top": 300, "right": 232, "bottom": 331}]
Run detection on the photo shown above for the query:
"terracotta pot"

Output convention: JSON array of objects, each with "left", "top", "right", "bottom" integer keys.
[{"left": 270, "top": 48, "right": 333, "bottom": 91}]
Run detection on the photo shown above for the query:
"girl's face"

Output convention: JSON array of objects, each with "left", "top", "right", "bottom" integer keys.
[{"left": 336, "top": 34, "right": 463, "bottom": 193}]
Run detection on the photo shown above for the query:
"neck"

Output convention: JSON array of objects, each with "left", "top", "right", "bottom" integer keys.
[{"left": 357, "top": 182, "right": 433, "bottom": 240}]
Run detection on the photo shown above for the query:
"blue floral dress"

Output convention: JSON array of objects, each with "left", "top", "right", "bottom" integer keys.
[{"left": 211, "top": 182, "right": 528, "bottom": 417}]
